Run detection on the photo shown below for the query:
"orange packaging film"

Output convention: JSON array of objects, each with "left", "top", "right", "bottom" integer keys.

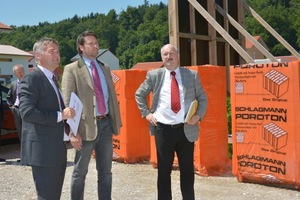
[
  {"left": 191, "top": 66, "right": 231, "bottom": 176},
  {"left": 112, "top": 70, "right": 150, "bottom": 163},
  {"left": 149, "top": 66, "right": 231, "bottom": 176},
  {"left": 230, "top": 61, "right": 300, "bottom": 189}
]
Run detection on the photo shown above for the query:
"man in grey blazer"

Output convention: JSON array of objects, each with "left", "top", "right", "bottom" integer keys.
[
  {"left": 7, "top": 64, "right": 25, "bottom": 147},
  {"left": 135, "top": 44, "right": 208, "bottom": 200},
  {"left": 62, "top": 31, "right": 122, "bottom": 200},
  {"left": 19, "top": 37, "right": 75, "bottom": 200}
]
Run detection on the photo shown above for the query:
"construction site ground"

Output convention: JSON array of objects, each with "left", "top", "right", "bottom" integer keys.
[{"left": 0, "top": 141, "right": 300, "bottom": 200}]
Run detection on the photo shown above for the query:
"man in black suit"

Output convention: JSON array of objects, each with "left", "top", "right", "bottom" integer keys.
[
  {"left": 7, "top": 64, "right": 25, "bottom": 145},
  {"left": 19, "top": 37, "right": 75, "bottom": 200}
]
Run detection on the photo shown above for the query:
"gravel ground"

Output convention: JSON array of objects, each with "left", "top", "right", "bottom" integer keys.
[{"left": 0, "top": 143, "right": 300, "bottom": 200}]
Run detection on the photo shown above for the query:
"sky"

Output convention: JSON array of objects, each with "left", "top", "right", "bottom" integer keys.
[{"left": 1, "top": 0, "right": 168, "bottom": 27}]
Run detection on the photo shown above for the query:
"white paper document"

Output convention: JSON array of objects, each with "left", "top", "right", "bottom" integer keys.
[{"left": 67, "top": 92, "right": 83, "bottom": 136}]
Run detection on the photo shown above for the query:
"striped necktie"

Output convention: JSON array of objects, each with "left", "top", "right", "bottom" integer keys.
[{"left": 170, "top": 71, "right": 181, "bottom": 113}]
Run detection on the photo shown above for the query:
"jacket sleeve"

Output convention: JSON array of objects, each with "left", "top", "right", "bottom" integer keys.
[
  {"left": 135, "top": 71, "right": 153, "bottom": 118},
  {"left": 194, "top": 71, "right": 208, "bottom": 121},
  {"left": 6, "top": 84, "right": 14, "bottom": 106}
]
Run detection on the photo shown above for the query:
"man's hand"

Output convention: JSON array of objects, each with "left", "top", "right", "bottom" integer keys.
[
  {"left": 186, "top": 115, "right": 201, "bottom": 125},
  {"left": 62, "top": 107, "right": 75, "bottom": 120},
  {"left": 146, "top": 113, "right": 157, "bottom": 126},
  {"left": 70, "top": 132, "right": 82, "bottom": 151}
]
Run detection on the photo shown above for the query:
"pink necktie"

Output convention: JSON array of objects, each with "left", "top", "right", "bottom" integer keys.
[
  {"left": 91, "top": 61, "right": 106, "bottom": 114},
  {"left": 170, "top": 71, "right": 181, "bottom": 113}
]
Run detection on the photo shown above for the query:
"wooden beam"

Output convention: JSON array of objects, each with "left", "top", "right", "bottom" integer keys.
[
  {"left": 187, "top": 0, "right": 255, "bottom": 63},
  {"left": 178, "top": 32, "right": 211, "bottom": 41},
  {"left": 243, "top": 1, "right": 300, "bottom": 60},
  {"left": 215, "top": 3, "right": 278, "bottom": 62},
  {"left": 189, "top": 4, "right": 197, "bottom": 65},
  {"left": 223, "top": 0, "right": 230, "bottom": 67},
  {"left": 208, "top": 1, "right": 217, "bottom": 65},
  {"left": 238, "top": 0, "right": 246, "bottom": 64},
  {"left": 168, "top": 0, "right": 179, "bottom": 47},
  {"left": 223, "top": 0, "right": 231, "bottom": 94}
]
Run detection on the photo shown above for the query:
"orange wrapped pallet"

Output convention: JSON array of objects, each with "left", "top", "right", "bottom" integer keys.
[
  {"left": 191, "top": 66, "right": 231, "bottom": 176},
  {"left": 112, "top": 69, "right": 150, "bottom": 163},
  {"left": 230, "top": 60, "right": 300, "bottom": 189},
  {"left": 150, "top": 65, "right": 231, "bottom": 176}
]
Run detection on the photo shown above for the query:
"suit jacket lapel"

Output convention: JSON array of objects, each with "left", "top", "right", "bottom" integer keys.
[
  {"left": 179, "top": 67, "right": 187, "bottom": 97},
  {"left": 151, "top": 69, "right": 165, "bottom": 111},
  {"left": 35, "top": 67, "right": 57, "bottom": 96},
  {"left": 157, "top": 68, "right": 165, "bottom": 89},
  {"left": 98, "top": 61, "right": 110, "bottom": 85},
  {"left": 78, "top": 58, "right": 94, "bottom": 90},
  {"left": 99, "top": 62, "right": 114, "bottom": 97}
]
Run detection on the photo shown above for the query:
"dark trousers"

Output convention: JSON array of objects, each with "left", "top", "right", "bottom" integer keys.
[
  {"left": 154, "top": 123, "right": 195, "bottom": 200},
  {"left": 32, "top": 148, "right": 67, "bottom": 200},
  {"left": 71, "top": 117, "right": 113, "bottom": 200},
  {"left": 12, "top": 107, "right": 22, "bottom": 142}
]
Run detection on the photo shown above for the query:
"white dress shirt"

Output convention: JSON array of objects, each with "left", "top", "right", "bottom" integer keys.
[{"left": 153, "top": 67, "right": 185, "bottom": 125}]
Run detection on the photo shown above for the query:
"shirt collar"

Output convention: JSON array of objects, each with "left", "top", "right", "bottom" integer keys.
[
  {"left": 165, "top": 66, "right": 180, "bottom": 76},
  {"left": 37, "top": 65, "right": 55, "bottom": 79},
  {"left": 82, "top": 56, "right": 96, "bottom": 68}
]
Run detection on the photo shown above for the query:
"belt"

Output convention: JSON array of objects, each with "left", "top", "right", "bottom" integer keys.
[
  {"left": 63, "top": 141, "right": 70, "bottom": 145},
  {"left": 95, "top": 114, "right": 108, "bottom": 120},
  {"left": 158, "top": 122, "right": 184, "bottom": 129}
]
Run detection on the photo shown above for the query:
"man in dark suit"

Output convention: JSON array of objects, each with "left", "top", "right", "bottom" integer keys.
[
  {"left": 62, "top": 31, "right": 122, "bottom": 200},
  {"left": 19, "top": 37, "right": 75, "bottom": 200},
  {"left": 7, "top": 64, "right": 25, "bottom": 145},
  {"left": 135, "top": 44, "right": 208, "bottom": 200}
]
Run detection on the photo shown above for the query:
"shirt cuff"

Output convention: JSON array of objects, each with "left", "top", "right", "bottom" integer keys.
[{"left": 57, "top": 111, "right": 62, "bottom": 122}]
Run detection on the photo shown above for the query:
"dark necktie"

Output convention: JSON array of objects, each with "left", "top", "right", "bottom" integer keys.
[
  {"left": 52, "top": 75, "right": 70, "bottom": 135},
  {"left": 170, "top": 71, "right": 181, "bottom": 113},
  {"left": 91, "top": 61, "right": 106, "bottom": 114}
]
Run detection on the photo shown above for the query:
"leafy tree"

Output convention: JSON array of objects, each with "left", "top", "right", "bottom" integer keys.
[
  {"left": 245, "top": 0, "right": 299, "bottom": 56},
  {"left": 94, "top": 10, "right": 119, "bottom": 55},
  {"left": 1, "top": 1, "right": 298, "bottom": 68}
]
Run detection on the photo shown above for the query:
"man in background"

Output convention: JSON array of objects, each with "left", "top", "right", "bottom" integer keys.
[{"left": 7, "top": 64, "right": 25, "bottom": 148}]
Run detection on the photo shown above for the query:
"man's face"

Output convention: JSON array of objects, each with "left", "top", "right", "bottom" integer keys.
[
  {"left": 161, "top": 45, "right": 180, "bottom": 71},
  {"left": 39, "top": 43, "right": 60, "bottom": 71},
  {"left": 14, "top": 67, "right": 25, "bottom": 80},
  {"left": 80, "top": 36, "right": 99, "bottom": 60}
]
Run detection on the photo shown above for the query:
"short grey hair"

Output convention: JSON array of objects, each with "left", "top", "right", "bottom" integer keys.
[
  {"left": 33, "top": 37, "right": 59, "bottom": 57},
  {"left": 160, "top": 44, "right": 179, "bottom": 54},
  {"left": 12, "top": 64, "right": 24, "bottom": 73}
]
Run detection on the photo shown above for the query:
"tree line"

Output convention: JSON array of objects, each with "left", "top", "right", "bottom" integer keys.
[
  {"left": 245, "top": 0, "right": 300, "bottom": 56},
  {"left": 0, "top": 0, "right": 299, "bottom": 69}
]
